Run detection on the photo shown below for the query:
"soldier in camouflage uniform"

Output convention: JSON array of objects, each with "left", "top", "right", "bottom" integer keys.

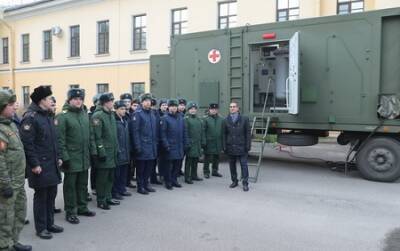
[{"left": 0, "top": 89, "right": 32, "bottom": 251}]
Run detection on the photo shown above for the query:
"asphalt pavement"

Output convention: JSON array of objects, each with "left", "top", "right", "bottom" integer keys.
[{"left": 19, "top": 142, "right": 400, "bottom": 251}]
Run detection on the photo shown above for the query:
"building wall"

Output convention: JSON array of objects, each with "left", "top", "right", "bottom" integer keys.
[{"left": 0, "top": 0, "right": 399, "bottom": 109}]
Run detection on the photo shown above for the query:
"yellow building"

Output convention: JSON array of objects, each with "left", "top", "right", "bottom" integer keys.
[{"left": 0, "top": 0, "right": 399, "bottom": 107}]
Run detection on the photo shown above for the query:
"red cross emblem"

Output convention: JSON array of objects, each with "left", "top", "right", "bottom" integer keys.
[{"left": 208, "top": 49, "right": 221, "bottom": 64}]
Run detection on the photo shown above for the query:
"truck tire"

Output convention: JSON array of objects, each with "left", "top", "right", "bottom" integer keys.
[
  {"left": 356, "top": 137, "right": 400, "bottom": 182},
  {"left": 277, "top": 133, "right": 318, "bottom": 146}
]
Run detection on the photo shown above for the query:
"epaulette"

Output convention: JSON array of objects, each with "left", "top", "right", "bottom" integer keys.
[
  {"left": 62, "top": 110, "right": 68, "bottom": 114},
  {"left": 22, "top": 111, "right": 37, "bottom": 119}
]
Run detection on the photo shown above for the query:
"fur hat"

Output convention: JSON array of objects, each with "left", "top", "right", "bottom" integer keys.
[
  {"left": 187, "top": 101, "right": 198, "bottom": 110},
  {"left": 0, "top": 89, "right": 16, "bottom": 112},
  {"left": 30, "top": 86, "right": 52, "bottom": 104},
  {"left": 67, "top": 88, "right": 85, "bottom": 101},
  {"left": 99, "top": 92, "right": 114, "bottom": 105},
  {"left": 168, "top": 99, "right": 179, "bottom": 107},
  {"left": 140, "top": 93, "right": 153, "bottom": 103},
  {"left": 114, "top": 100, "right": 126, "bottom": 109},
  {"left": 178, "top": 98, "right": 187, "bottom": 105},
  {"left": 209, "top": 103, "right": 219, "bottom": 109},
  {"left": 120, "top": 93, "right": 133, "bottom": 101}
]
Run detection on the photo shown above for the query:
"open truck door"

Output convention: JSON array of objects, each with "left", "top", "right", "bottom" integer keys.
[{"left": 288, "top": 32, "right": 300, "bottom": 115}]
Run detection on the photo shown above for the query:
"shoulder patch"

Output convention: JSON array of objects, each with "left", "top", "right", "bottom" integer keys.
[
  {"left": 92, "top": 118, "right": 100, "bottom": 126},
  {"left": 54, "top": 119, "right": 59, "bottom": 126},
  {"left": 0, "top": 140, "right": 8, "bottom": 151},
  {"left": 62, "top": 110, "right": 68, "bottom": 114},
  {"left": 22, "top": 123, "right": 32, "bottom": 131}
]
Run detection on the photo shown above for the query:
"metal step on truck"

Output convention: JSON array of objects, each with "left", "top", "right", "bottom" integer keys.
[{"left": 150, "top": 7, "right": 400, "bottom": 182}]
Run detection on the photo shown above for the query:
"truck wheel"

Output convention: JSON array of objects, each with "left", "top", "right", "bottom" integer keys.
[
  {"left": 277, "top": 133, "right": 318, "bottom": 146},
  {"left": 356, "top": 137, "right": 400, "bottom": 182}
]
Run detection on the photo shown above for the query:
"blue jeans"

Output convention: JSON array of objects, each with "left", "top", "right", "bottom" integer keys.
[{"left": 228, "top": 154, "right": 249, "bottom": 185}]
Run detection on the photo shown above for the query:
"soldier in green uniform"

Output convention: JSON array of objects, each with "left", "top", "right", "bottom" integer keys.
[
  {"left": 0, "top": 90, "right": 32, "bottom": 251},
  {"left": 184, "top": 102, "right": 205, "bottom": 184},
  {"left": 202, "top": 103, "right": 223, "bottom": 178},
  {"left": 91, "top": 93, "right": 119, "bottom": 210},
  {"left": 56, "top": 89, "right": 96, "bottom": 224}
]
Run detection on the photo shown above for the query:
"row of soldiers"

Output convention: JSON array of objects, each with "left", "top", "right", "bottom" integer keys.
[{"left": 0, "top": 85, "right": 251, "bottom": 251}]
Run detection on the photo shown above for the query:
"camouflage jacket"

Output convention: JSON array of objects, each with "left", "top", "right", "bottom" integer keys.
[{"left": 0, "top": 116, "right": 26, "bottom": 190}]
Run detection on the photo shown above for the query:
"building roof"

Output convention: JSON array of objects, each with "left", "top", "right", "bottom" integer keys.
[{"left": 4, "top": 0, "right": 54, "bottom": 13}]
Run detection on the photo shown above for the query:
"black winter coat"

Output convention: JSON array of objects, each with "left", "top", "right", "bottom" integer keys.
[
  {"left": 115, "top": 115, "right": 131, "bottom": 166},
  {"left": 20, "top": 103, "right": 62, "bottom": 188},
  {"left": 222, "top": 114, "right": 251, "bottom": 156}
]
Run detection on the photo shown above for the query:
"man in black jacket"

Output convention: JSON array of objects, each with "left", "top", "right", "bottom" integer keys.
[
  {"left": 222, "top": 102, "right": 251, "bottom": 192},
  {"left": 19, "top": 86, "right": 64, "bottom": 239}
]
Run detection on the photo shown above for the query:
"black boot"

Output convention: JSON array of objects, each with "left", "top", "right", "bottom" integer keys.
[
  {"left": 13, "top": 243, "right": 32, "bottom": 251},
  {"left": 229, "top": 181, "right": 238, "bottom": 188}
]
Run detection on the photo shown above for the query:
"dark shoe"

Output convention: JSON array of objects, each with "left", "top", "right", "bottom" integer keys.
[
  {"left": 78, "top": 210, "right": 96, "bottom": 217},
  {"left": 192, "top": 177, "right": 203, "bottom": 181},
  {"left": 13, "top": 242, "right": 32, "bottom": 251},
  {"left": 48, "top": 224, "right": 64, "bottom": 233},
  {"left": 92, "top": 191, "right": 97, "bottom": 196},
  {"left": 127, "top": 183, "right": 137, "bottom": 189},
  {"left": 24, "top": 219, "right": 29, "bottom": 225},
  {"left": 165, "top": 184, "right": 173, "bottom": 190},
  {"left": 185, "top": 180, "right": 193, "bottom": 184},
  {"left": 243, "top": 184, "right": 249, "bottom": 192},
  {"left": 229, "top": 181, "right": 238, "bottom": 188},
  {"left": 53, "top": 208, "right": 62, "bottom": 214},
  {"left": 178, "top": 170, "right": 184, "bottom": 176},
  {"left": 145, "top": 186, "right": 156, "bottom": 192},
  {"left": 107, "top": 199, "right": 120, "bottom": 206},
  {"left": 137, "top": 188, "right": 149, "bottom": 195},
  {"left": 97, "top": 202, "right": 110, "bottom": 210},
  {"left": 172, "top": 182, "right": 182, "bottom": 188},
  {"left": 112, "top": 194, "right": 124, "bottom": 200},
  {"left": 150, "top": 180, "right": 162, "bottom": 185},
  {"left": 212, "top": 172, "right": 223, "bottom": 177},
  {"left": 66, "top": 215, "right": 80, "bottom": 224},
  {"left": 204, "top": 174, "right": 210, "bottom": 179},
  {"left": 121, "top": 191, "right": 132, "bottom": 196},
  {"left": 87, "top": 195, "right": 92, "bottom": 202},
  {"left": 36, "top": 230, "right": 52, "bottom": 240}
]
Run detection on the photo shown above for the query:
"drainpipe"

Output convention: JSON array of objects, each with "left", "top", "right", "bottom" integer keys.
[{"left": 0, "top": 12, "right": 15, "bottom": 91}]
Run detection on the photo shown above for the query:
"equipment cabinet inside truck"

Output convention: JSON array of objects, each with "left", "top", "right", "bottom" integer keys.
[{"left": 250, "top": 32, "right": 299, "bottom": 115}]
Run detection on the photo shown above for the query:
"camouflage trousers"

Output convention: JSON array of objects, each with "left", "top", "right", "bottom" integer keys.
[{"left": 0, "top": 186, "right": 27, "bottom": 250}]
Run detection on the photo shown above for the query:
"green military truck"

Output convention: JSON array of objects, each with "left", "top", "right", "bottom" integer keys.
[{"left": 150, "top": 8, "right": 400, "bottom": 182}]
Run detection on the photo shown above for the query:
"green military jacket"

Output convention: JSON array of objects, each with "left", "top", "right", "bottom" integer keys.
[
  {"left": 91, "top": 106, "right": 118, "bottom": 169},
  {"left": 56, "top": 103, "right": 91, "bottom": 173},
  {"left": 184, "top": 114, "right": 205, "bottom": 158},
  {"left": 203, "top": 114, "right": 223, "bottom": 154},
  {"left": 0, "top": 116, "right": 26, "bottom": 190}
]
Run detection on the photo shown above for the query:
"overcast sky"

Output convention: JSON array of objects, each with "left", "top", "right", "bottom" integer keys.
[{"left": 0, "top": 0, "right": 40, "bottom": 7}]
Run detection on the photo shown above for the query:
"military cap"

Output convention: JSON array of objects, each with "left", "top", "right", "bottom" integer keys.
[
  {"left": 178, "top": 98, "right": 187, "bottom": 105},
  {"left": 131, "top": 98, "right": 140, "bottom": 104},
  {"left": 151, "top": 98, "right": 157, "bottom": 106},
  {"left": 187, "top": 101, "right": 198, "bottom": 110},
  {"left": 159, "top": 98, "right": 168, "bottom": 106},
  {"left": 120, "top": 93, "right": 133, "bottom": 101},
  {"left": 0, "top": 89, "right": 16, "bottom": 112},
  {"left": 168, "top": 99, "right": 179, "bottom": 107},
  {"left": 209, "top": 103, "right": 219, "bottom": 109},
  {"left": 114, "top": 100, "right": 126, "bottom": 109},
  {"left": 92, "top": 93, "right": 101, "bottom": 105},
  {"left": 140, "top": 93, "right": 153, "bottom": 103},
  {"left": 99, "top": 92, "right": 114, "bottom": 105},
  {"left": 67, "top": 88, "right": 85, "bottom": 101},
  {"left": 30, "top": 85, "right": 52, "bottom": 104}
]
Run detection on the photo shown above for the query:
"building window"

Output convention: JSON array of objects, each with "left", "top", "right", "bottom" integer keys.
[
  {"left": 337, "top": 0, "right": 364, "bottom": 14},
  {"left": 2, "top": 38, "right": 8, "bottom": 64},
  {"left": 22, "top": 34, "right": 29, "bottom": 62},
  {"left": 218, "top": 1, "right": 237, "bottom": 29},
  {"left": 131, "top": 82, "right": 145, "bottom": 98},
  {"left": 277, "top": 0, "right": 299, "bottom": 21},
  {"left": 69, "top": 84, "right": 79, "bottom": 89},
  {"left": 43, "top": 30, "right": 52, "bottom": 60},
  {"left": 97, "top": 83, "right": 109, "bottom": 94},
  {"left": 171, "top": 8, "right": 188, "bottom": 36},
  {"left": 97, "top": 20, "right": 109, "bottom": 54},
  {"left": 22, "top": 86, "right": 30, "bottom": 107},
  {"left": 70, "top": 25, "right": 80, "bottom": 57},
  {"left": 133, "top": 15, "right": 147, "bottom": 50}
]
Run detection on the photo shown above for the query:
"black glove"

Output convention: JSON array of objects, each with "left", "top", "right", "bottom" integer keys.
[
  {"left": 1, "top": 186, "right": 13, "bottom": 199},
  {"left": 62, "top": 160, "right": 70, "bottom": 170},
  {"left": 98, "top": 156, "right": 107, "bottom": 162}
]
